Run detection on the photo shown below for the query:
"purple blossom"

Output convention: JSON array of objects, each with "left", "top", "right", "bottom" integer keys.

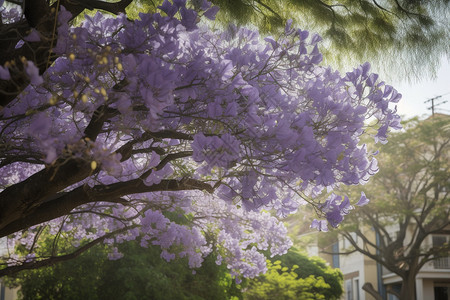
[
  {"left": 311, "top": 219, "right": 329, "bottom": 232},
  {"left": 25, "top": 253, "right": 36, "bottom": 263},
  {"left": 319, "top": 194, "right": 354, "bottom": 228},
  {"left": 144, "top": 164, "right": 173, "bottom": 186},
  {"left": 23, "top": 29, "right": 41, "bottom": 42},
  {"left": 339, "top": 196, "right": 353, "bottom": 214},
  {"left": 0, "top": 65, "right": 10, "bottom": 80},
  {"left": 192, "top": 133, "right": 240, "bottom": 169},
  {"left": 25, "top": 61, "right": 43, "bottom": 85},
  {"left": 159, "top": 0, "right": 178, "bottom": 18},
  {"left": 27, "top": 113, "right": 52, "bottom": 137},
  {"left": 356, "top": 192, "right": 370, "bottom": 206},
  {"left": 180, "top": 6, "right": 198, "bottom": 31},
  {"left": 203, "top": 6, "right": 219, "bottom": 20},
  {"left": 108, "top": 247, "right": 124, "bottom": 260}
]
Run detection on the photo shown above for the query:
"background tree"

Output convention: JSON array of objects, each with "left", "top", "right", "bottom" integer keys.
[
  {"left": 270, "top": 249, "right": 343, "bottom": 300},
  {"left": 0, "top": 0, "right": 401, "bottom": 279},
  {"left": 244, "top": 260, "right": 329, "bottom": 300},
  {"left": 323, "top": 115, "right": 450, "bottom": 300},
  {"left": 243, "top": 249, "right": 343, "bottom": 300},
  {"left": 6, "top": 240, "right": 242, "bottom": 300}
]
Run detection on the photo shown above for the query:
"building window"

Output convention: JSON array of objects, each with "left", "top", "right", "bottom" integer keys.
[
  {"left": 332, "top": 242, "right": 340, "bottom": 268},
  {"left": 355, "top": 279, "right": 360, "bottom": 300},
  {"left": 346, "top": 279, "right": 353, "bottom": 300},
  {"left": 433, "top": 235, "right": 450, "bottom": 269},
  {"left": 387, "top": 283, "right": 401, "bottom": 300},
  {"left": 388, "top": 294, "right": 399, "bottom": 300},
  {"left": 1, "top": 280, "right": 5, "bottom": 300},
  {"left": 434, "top": 286, "right": 449, "bottom": 300}
]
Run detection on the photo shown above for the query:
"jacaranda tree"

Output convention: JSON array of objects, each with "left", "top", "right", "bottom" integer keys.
[{"left": 0, "top": 0, "right": 401, "bottom": 279}]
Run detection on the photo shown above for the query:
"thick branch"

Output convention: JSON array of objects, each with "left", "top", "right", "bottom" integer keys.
[
  {"left": 0, "top": 158, "right": 92, "bottom": 232},
  {"left": 336, "top": 226, "right": 406, "bottom": 277},
  {"left": 57, "top": 0, "right": 133, "bottom": 18},
  {"left": 146, "top": 130, "right": 194, "bottom": 141},
  {"left": 84, "top": 106, "right": 119, "bottom": 141},
  {"left": 0, "top": 178, "right": 214, "bottom": 237},
  {"left": 362, "top": 283, "right": 383, "bottom": 300}
]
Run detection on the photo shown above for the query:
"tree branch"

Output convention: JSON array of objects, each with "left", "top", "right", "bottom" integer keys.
[
  {"left": 0, "top": 158, "right": 92, "bottom": 233},
  {"left": 140, "top": 151, "right": 193, "bottom": 179},
  {"left": 57, "top": 0, "right": 133, "bottom": 18},
  {"left": 84, "top": 105, "right": 119, "bottom": 141},
  {"left": 362, "top": 282, "right": 383, "bottom": 300},
  {"left": 0, "top": 227, "right": 132, "bottom": 278},
  {"left": 0, "top": 177, "right": 214, "bottom": 237}
]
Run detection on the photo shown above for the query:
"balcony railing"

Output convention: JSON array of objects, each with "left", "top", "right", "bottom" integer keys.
[
  {"left": 382, "top": 256, "right": 450, "bottom": 276},
  {"left": 433, "top": 256, "right": 450, "bottom": 269}
]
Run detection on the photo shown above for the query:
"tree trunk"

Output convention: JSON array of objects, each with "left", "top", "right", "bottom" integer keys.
[{"left": 398, "top": 272, "right": 416, "bottom": 300}]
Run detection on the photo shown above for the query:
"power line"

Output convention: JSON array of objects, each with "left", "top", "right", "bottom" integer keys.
[{"left": 424, "top": 92, "right": 450, "bottom": 116}]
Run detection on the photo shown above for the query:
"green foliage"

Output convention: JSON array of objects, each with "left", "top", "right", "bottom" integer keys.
[
  {"left": 271, "top": 249, "right": 343, "bottom": 300},
  {"left": 244, "top": 249, "right": 343, "bottom": 300},
  {"left": 245, "top": 261, "right": 325, "bottom": 300},
  {"left": 6, "top": 246, "right": 105, "bottom": 300},
  {"left": 6, "top": 241, "right": 242, "bottom": 300},
  {"left": 206, "top": 0, "right": 449, "bottom": 79}
]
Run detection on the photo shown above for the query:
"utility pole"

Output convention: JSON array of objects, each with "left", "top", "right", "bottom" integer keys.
[{"left": 425, "top": 94, "right": 448, "bottom": 116}]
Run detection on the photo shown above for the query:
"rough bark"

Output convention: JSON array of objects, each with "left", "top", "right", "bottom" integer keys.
[
  {"left": 0, "top": 177, "right": 214, "bottom": 238},
  {"left": 398, "top": 272, "right": 417, "bottom": 300}
]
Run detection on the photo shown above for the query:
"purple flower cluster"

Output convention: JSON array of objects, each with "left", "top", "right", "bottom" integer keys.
[
  {"left": 192, "top": 133, "right": 241, "bottom": 170},
  {"left": 311, "top": 192, "right": 370, "bottom": 231}
]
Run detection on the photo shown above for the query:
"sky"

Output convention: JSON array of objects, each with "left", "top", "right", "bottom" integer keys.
[{"left": 390, "top": 57, "right": 450, "bottom": 119}]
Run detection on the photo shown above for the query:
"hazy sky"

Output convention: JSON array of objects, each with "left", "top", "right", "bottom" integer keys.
[{"left": 391, "top": 57, "right": 450, "bottom": 120}]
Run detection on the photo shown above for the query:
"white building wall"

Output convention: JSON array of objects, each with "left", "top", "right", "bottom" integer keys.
[
  {"left": 422, "top": 279, "right": 435, "bottom": 300},
  {"left": 339, "top": 237, "right": 367, "bottom": 300}
]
